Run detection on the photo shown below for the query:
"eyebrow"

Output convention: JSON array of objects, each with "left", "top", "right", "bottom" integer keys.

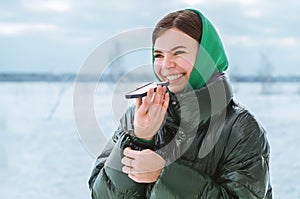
[{"left": 154, "top": 46, "right": 186, "bottom": 53}]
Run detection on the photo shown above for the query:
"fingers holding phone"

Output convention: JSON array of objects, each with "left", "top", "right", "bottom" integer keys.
[
  {"left": 153, "top": 86, "right": 165, "bottom": 105},
  {"left": 133, "top": 85, "right": 169, "bottom": 141},
  {"left": 135, "top": 87, "right": 155, "bottom": 115}
]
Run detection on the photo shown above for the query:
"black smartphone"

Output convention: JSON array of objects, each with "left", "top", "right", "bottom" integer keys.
[{"left": 125, "top": 81, "right": 169, "bottom": 99}]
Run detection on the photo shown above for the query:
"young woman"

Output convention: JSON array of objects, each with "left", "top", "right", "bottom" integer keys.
[{"left": 88, "top": 9, "right": 273, "bottom": 198}]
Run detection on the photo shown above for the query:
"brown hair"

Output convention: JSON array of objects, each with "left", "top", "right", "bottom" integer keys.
[{"left": 152, "top": 10, "right": 202, "bottom": 45}]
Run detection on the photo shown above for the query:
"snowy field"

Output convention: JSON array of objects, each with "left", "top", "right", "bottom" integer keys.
[{"left": 0, "top": 81, "right": 299, "bottom": 198}]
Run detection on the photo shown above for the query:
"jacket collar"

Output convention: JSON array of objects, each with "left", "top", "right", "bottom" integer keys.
[{"left": 168, "top": 74, "right": 233, "bottom": 132}]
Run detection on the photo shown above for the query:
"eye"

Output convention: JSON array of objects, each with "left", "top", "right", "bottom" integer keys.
[
  {"left": 174, "top": 50, "right": 185, "bottom": 55},
  {"left": 154, "top": 53, "right": 163, "bottom": 59}
]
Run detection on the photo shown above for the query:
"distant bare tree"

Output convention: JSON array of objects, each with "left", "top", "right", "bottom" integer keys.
[
  {"left": 47, "top": 83, "right": 71, "bottom": 120},
  {"left": 259, "top": 52, "right": 274, "bottom": 94},
  {"left": 229, "top": 64, "right": 241, "bottom": 93},
  {"left": 106, "top": 41, "right": 125, "bottom": 82}
]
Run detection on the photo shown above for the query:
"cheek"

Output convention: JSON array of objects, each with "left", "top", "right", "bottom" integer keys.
[
  {"left": 176, "top": 58, "right": 194, "bottom": 76},
  {"left": 154, "top": 62, "right": 162, "bottom": 77}
]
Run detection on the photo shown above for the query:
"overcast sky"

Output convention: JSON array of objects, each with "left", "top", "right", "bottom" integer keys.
[{"left": 0, "top": 0, "right": 299, "bottom": 76}]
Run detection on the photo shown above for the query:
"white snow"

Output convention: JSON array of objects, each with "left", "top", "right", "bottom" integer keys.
[{"left": 0, "top": 81, "right": 299, "bottom": 198}]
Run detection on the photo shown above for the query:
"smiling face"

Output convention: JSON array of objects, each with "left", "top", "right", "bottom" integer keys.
[{"left": 153, "top": 28, "right": 199, "bottom": 93}]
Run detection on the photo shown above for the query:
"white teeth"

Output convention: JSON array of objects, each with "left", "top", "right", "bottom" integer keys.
[{"left": 166, "top": 74, "right": 183, "bottom": 81}]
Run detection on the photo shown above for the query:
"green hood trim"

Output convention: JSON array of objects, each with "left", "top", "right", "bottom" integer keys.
[
  {"left": 152, "top": 9, "right": 229, "bottom": 92},
  {"left": 186, "top": 8, "right": 228, "bottom": 90}
]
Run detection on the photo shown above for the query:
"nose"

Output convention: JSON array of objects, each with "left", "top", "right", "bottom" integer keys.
[{"left": 162, "top": 53, "right": 175, "bottom": 69}]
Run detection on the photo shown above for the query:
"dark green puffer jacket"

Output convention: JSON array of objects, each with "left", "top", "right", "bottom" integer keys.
[
  {"left": 89, "top": 9, "right": 272, "bottom": 198},
  {"left": 88, "top": 75, "right": 272, "bottom": 198}
]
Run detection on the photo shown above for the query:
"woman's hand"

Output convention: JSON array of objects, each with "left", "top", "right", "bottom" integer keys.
[
  {"left": 134, "top": 86, "right": 169, "bottom": 140},
  {"left": 122, "top": 147, "right": 166, "bottom": 183}
]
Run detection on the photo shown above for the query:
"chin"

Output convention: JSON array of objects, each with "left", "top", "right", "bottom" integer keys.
[{"left": 168, "top": 85, "right": 185, "bottom": 94}]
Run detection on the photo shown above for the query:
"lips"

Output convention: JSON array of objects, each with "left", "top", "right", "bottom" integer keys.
[{"left": 166, "top": 73, "right": 184, "bottom": 81}]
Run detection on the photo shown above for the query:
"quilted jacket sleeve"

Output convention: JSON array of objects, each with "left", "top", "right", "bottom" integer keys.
[
  {"left": 150, "top": 112, "right": 272, "bottom": 199},
  {"left": 90, "top": 137, "right": 149, "bottom": 199},
  {"left": 88, "top": 106, "right": 153, "bottom": 199}
]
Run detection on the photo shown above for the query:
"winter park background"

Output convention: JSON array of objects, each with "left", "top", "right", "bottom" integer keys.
[{"left": 1, "top": 0, "right": 300, "bottom": 198}]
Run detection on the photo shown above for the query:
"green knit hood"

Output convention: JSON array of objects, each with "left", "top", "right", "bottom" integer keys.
[{"left": 153, "top": 9, "right": 229, "bottom": 91}]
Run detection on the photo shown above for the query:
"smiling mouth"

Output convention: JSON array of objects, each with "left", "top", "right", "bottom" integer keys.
[{"left": 166, "top": 73, "right": 185, "bottom": 81}]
